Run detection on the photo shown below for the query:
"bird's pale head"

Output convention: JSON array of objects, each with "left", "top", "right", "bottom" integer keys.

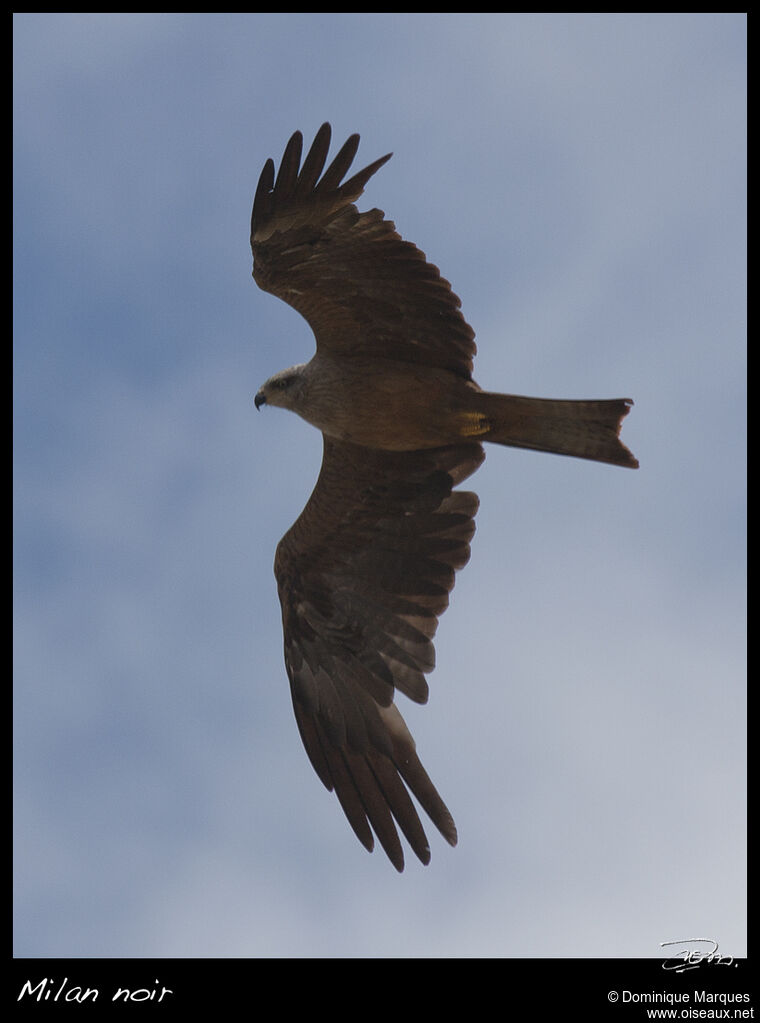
[{"left": 254, "top": 363, "right": 307, "bottom": 411}]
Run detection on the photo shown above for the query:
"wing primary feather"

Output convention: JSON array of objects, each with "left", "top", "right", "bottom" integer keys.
[
  {"left": 368, "top": 753, "right": 431, "bottom": 866},
  {"left": 250, "top": 157, "right": 275, "bottom": 236},
  {"left": 396, "top": 747, "right": 458, "bottom": 848},
  {"left": 294, "top": 700, "right": 376, "bottom": 853},
  {"left": 343, "top": 750, "right": 405, "bottom": 871},
  {"left": 314, "top": 132, "right": 361, "bottom": 194},
  {"left": 327, "top": 753, "right": 377, "bottom": 853},
  {"left": 339, "top": 152, "right": 393, "bottom": 201},
  {"left": 273, "top": 129, "right": 303, "bottom": 200},
  {"left": 292, "top": 699, "right": 333, "bottom": 792},
  {"left": 293, "top": 122, "right": 332, "bottom": 197}
]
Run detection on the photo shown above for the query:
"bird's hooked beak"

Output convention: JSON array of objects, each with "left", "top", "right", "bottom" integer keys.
[{"left": 254, "top": 390, "right": 267, "bottom": 410}]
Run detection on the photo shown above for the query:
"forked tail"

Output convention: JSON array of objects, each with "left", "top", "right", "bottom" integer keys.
[{"left": 474, "top": 392, "right": 639, "bottom": 468}]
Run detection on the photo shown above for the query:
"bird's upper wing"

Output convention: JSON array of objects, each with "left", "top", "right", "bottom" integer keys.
[
  {"left": 251, "top": 123, "right": 476, "bottom": 379},
  {"left": 274, "top": 438, "right": 484, "bottom": 870}
]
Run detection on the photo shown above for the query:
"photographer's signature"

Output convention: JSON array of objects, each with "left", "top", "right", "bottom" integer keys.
[{"left": 660, "top": 937, "right": 734, "bottom": 972}]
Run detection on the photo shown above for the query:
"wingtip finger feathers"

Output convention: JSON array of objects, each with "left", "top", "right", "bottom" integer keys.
[{"left": 251, "top": 122, "right": 392, "bottom": 246}]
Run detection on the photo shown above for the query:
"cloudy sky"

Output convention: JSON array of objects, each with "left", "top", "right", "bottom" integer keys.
[{"left": 14, "top": 13, "right": 745, "bottom": 959}]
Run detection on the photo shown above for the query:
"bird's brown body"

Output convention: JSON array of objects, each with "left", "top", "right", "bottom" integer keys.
[
  {"left": 260, "top": 349, "right": 636, "bottom": 464},
  {"left": 251, "top": 123, "right": 638, "bottom": 871}
]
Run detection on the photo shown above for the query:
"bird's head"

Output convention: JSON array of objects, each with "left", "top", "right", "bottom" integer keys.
[{"left": 254, "top": 363, "right": 308, "bottom": 412}]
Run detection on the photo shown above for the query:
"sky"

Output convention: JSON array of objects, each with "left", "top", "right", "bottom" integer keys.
[{"left": 14, "top": 13, "right": 746, "bottom": 960}]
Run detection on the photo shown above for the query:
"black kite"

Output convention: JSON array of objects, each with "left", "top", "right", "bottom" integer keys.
[{"left": 251, "top": 124, "right": 637, "bottom": 871}]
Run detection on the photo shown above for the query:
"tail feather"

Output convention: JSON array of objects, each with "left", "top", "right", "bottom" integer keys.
[{"left": 476, "top": 393, "right": 639, "bottom": 469}]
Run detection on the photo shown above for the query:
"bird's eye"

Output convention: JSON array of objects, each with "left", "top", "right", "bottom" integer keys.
[{"left": 276, "top": 377, "right": 290, "bottom": 389}]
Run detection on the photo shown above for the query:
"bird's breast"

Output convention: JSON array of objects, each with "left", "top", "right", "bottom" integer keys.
[{"left": 299, "top": 356, "right": 478, "bottom": 451}]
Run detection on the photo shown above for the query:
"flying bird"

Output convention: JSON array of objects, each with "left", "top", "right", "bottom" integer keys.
[{"left": 251, "top": 123, "right": 638, "bottom": 871}]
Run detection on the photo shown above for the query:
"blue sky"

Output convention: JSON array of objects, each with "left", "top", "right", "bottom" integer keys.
[{"left": 14, "top": 13, "right": 745, "bottom": 958}]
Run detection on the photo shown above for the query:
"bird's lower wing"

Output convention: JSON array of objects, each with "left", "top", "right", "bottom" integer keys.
[{"left": 274, "top": 438, "right": 484, "bottom": 870}]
